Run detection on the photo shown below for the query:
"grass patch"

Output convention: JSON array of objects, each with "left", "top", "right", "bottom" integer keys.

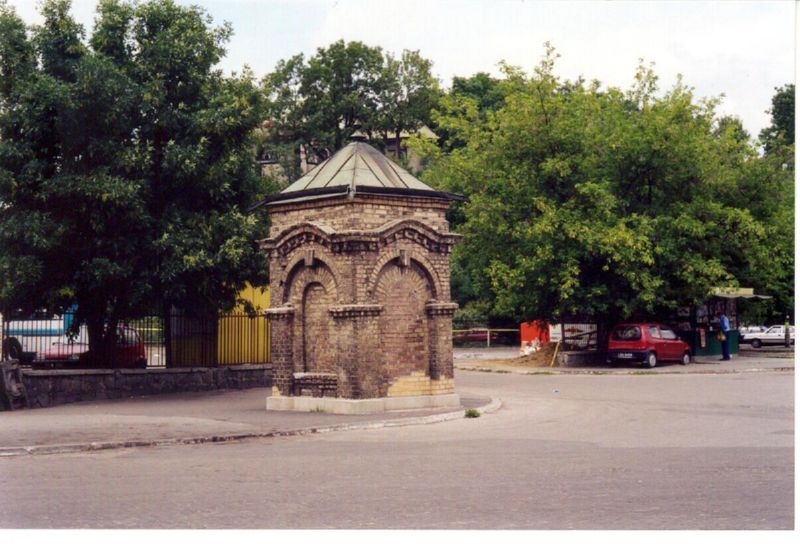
[{"left": 464, "top": 408, "right": 481, "bottom": 418}]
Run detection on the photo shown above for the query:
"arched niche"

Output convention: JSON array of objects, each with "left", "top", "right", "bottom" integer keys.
[
  {"left": 284, "top": 259, "right": 338, "bottom": 373},
  {"left": 373, "top": 259, "right": 436, "bottom": 381}
]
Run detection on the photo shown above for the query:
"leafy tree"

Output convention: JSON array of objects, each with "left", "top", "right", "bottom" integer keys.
[
  {"left": 375, "top": 49, "right": 440, "bottom": 156},
  {"left": 0, "top": 0, "right": 268, "bottom": 358},
  {"left": 298, "top": 40, "right": 385, "bottom": 161},
  {"left": 760, "top": 84, "right": 794, "bottom": 153},
  {"left": 414, "top": 47, "right": 792, "bottom": 341},
  {"left": 262, "top": 41, "right": 440, "bottom": 172},
  {"left": 451, "top": 72, "right": 506, "bottom": 114}
]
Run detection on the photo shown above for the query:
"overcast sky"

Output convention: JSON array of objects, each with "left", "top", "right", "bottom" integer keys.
[{"left": 6, "top": 0, "right": 797, "bottom": 138}]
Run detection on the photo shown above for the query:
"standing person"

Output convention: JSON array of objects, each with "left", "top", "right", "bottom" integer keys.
[
  {"left": 718, "top": 309, "right": 731, "bottom": 361},
  {"left": 784, "top": 315, "right": 791, "bottom": 348}
]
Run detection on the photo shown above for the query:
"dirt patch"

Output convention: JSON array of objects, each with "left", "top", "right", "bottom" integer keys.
[{"left": 474, "top": 343, "right": 560, "bottom": 368}]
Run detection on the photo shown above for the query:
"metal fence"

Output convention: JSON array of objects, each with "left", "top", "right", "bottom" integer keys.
[
  {"left": 452, "top": 328, "right": 520, "bottom": 348},
  {"left": 0, "top": 310, "right": 271, "bottom": 368}
]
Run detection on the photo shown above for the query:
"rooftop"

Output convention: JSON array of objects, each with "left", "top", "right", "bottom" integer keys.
[{"left": 255, "top": 141, "right": 464, "bottom": 207}]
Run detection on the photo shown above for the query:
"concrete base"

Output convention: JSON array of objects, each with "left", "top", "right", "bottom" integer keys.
[{"left": 266, "top": 393, "right": 461, "bottom": 415}]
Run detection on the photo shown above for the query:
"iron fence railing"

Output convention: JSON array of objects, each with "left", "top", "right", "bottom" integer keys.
[
  {"left": 452, "top": 328, "right": 520, "bottom": 348},
  {"left": 0, "top": 310, "right": 271, "bottom": 369}
]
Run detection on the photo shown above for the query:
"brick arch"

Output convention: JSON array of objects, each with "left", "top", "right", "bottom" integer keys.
[
  {"left": 271, "top": 222, "right": 335, "bottom": 253},
  {"left": 367, "top": 250, "right": 441, "bottom": 301},
  {"left": 301, "top": 281, "right": 335, "bottom": 373},
  {"left": 283, "top": 260, "right": 339, "bottom": 374},
  {"left": 282, "top": 255, "right": 339, "bottom": 305},
  {"left": 374, "top": 261, "right": 435, "bottom": 383}
]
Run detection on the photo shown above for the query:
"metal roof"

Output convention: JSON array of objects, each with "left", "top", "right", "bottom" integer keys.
[
  {"left": 250, "top": 141, "right": 465, "bottom": 208},
  {"left": 284, "top": 141, "right": 435, "bottom": 194}
]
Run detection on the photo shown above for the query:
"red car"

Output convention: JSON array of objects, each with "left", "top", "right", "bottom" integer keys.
[
  {"left": 607, "top": 323, "right": 691, "bottom": 368},
  {"left": 41, "top": 326, "right": 146, "bottom": 368}
]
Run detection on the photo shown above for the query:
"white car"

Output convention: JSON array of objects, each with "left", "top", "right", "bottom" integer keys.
[
  {"left": 738, "top": 325, "right": 767, "bottom": 335},
  {"left": 739, "top": 325, "right": 795, "bottom": 348}
]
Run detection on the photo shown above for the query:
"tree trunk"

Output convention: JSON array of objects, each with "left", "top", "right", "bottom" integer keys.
[
  {"left": 596, "top": 318, "right": 611, "bottom": 354},
  {"left": 395, "top": 128, "right": 402, "bottom": 158}
]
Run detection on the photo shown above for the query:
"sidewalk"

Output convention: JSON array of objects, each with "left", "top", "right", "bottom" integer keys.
[{"left": 0, "top": 388, "right": 495, "bottom": 456}]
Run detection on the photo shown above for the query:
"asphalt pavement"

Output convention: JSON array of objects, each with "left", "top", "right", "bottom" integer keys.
[
  {"left": 0, "top": 347, "right": 791, "bottom": 457},
  {"left": 1, "top": 368, "right": 792, "bottom": 529}
]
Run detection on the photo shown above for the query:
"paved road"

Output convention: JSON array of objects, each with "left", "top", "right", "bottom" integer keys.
[{"left": 0, "top": 369, "right": 793, "bottom": 529}]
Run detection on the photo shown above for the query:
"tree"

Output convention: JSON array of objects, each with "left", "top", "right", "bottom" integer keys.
[
  {"left": 262, "top": 41, "right": 440, "bottom": 172},
  {"left": 375, "top": 49, "right": 440, "bottom": 157},
  {"left": 0, "top": 0, "right": 268, "bottom": 358},
  {"left": 298, "top": 40, "right": 385, "bottom": 161},
  {"left": 414, "top": 47, "right": 792, "bottom": 341},
  {"left": 760, "top": 84, "right": 794, "bottom": 153},
  {"left": 451, "top": 72, "right": 506, "bottom": 113}
]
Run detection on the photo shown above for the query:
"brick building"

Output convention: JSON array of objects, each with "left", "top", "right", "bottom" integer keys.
[{"left": 257, "top": 140, "right": 464, "bottom": 413}]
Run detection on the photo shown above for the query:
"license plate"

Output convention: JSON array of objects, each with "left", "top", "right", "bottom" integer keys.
[{"left": 617, "top": 353, "right": 633, "bottom": 359}]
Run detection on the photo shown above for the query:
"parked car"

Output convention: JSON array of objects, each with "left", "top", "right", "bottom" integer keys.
[
  {"left": 40, "top": 326, "right": 146, "bottom": 368},
  {"left": 452, "top": 329, "right": 500, "bottom": 343},
  {"left": 607, "top": 323, "right": 692, "bottom": 368},
  {"left": 41, "top": 340, "right": 88, "bottom": 362},
  {"left": 738, "top": 325, "right": 767, "bottom": 336},
  {"left": 739, "top": 325, "right": 795, "bottom": 348}
]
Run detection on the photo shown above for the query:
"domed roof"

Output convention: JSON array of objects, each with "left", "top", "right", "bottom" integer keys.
[{"left": 258, "top": 141, "right": 464, "bottom": 206}]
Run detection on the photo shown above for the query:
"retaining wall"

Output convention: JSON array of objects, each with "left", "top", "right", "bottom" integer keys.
[
  {"left": 557, "top": 350, "right": 605, "bottom": 367},
  {"left": 21, "top": 365, "right": 272, "bottom": 409}
]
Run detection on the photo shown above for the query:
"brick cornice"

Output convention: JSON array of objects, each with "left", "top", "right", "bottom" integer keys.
[
  {"left": 265, "top": 305, "right": 295, "bottom": 320},
  {"left": 262, "top": 220, "right": 462, "bottom": 257},
  {"left": 328, "top": 304, "right": 384, "bottom": 318},
  {"left": 425, "top": 302, "right": 459, "bottom": 317}
]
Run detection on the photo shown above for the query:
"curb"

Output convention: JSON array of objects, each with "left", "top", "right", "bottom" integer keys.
[
  {"left": 455, "top": 364, "right": 793, "bottom": 376},
  {"left": 0, "top": 397, "right": 502, "bottom": 458}
]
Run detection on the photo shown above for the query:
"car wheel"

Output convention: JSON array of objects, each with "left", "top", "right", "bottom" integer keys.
[
  {"left": 2, "top": 337, "right": 22, "bottom": 360},
  {"left": 751, "top": 339, "right": 762, "bottom": 349},
  {"left": 680, "top": 351, "right": 691, "bottom": 365},
  {"left": 645, "top": 351, "right": 657, "bottom": 368}
]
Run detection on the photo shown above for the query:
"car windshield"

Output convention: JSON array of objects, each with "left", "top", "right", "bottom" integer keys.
[{"left": 611, "top": 326, "right": 641, "bottom": 341}]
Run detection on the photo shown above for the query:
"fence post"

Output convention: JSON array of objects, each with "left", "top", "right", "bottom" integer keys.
[{"left": 163, "top": 309, "right": 172, "bottom": 368}]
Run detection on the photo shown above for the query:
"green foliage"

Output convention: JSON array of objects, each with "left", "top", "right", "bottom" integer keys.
[
  {"left": 262, "top": 41, "right": 440, "bottom": 171},
  {"left": 464, "top": 408, "right": 481, "bottom": 418},
  {"left": 760, "top": 84, "right": 794, "bottom": 153},
  {"left": 451, "top": 72, "right": 506, "bottom": 113},
  {"left": 415, "top": 46, "right": 794, "bottom": 329},
  {"left": 376, "top": 49, "right": 440, "bottom": 155},
  {"left": 0, "top": 0, "right": 268, "bottom": 350}
]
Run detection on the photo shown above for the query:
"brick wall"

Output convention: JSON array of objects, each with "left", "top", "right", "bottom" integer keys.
[
  {"left": 269, "top": 194, "right": 452, "bottom": 238},
  {"left": 263, "top": 192, "right": 460, "bottom": 400}
]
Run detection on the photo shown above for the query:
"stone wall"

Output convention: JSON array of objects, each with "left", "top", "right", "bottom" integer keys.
[{"left": 21, "top": 365, "right": 271, "bottom": 409}]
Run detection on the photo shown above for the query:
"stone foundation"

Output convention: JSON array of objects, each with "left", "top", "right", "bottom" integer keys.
[
  {"left": 20, "top": 365, "right": 271, "bottom": 409},
  {"left": 266, "top": 393, "right": 461, "bottom": 415}
]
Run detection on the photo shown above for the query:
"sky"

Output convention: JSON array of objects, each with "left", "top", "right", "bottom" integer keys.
[{"left": 5, "top": 0, "right": 797, "bottom": 139}]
